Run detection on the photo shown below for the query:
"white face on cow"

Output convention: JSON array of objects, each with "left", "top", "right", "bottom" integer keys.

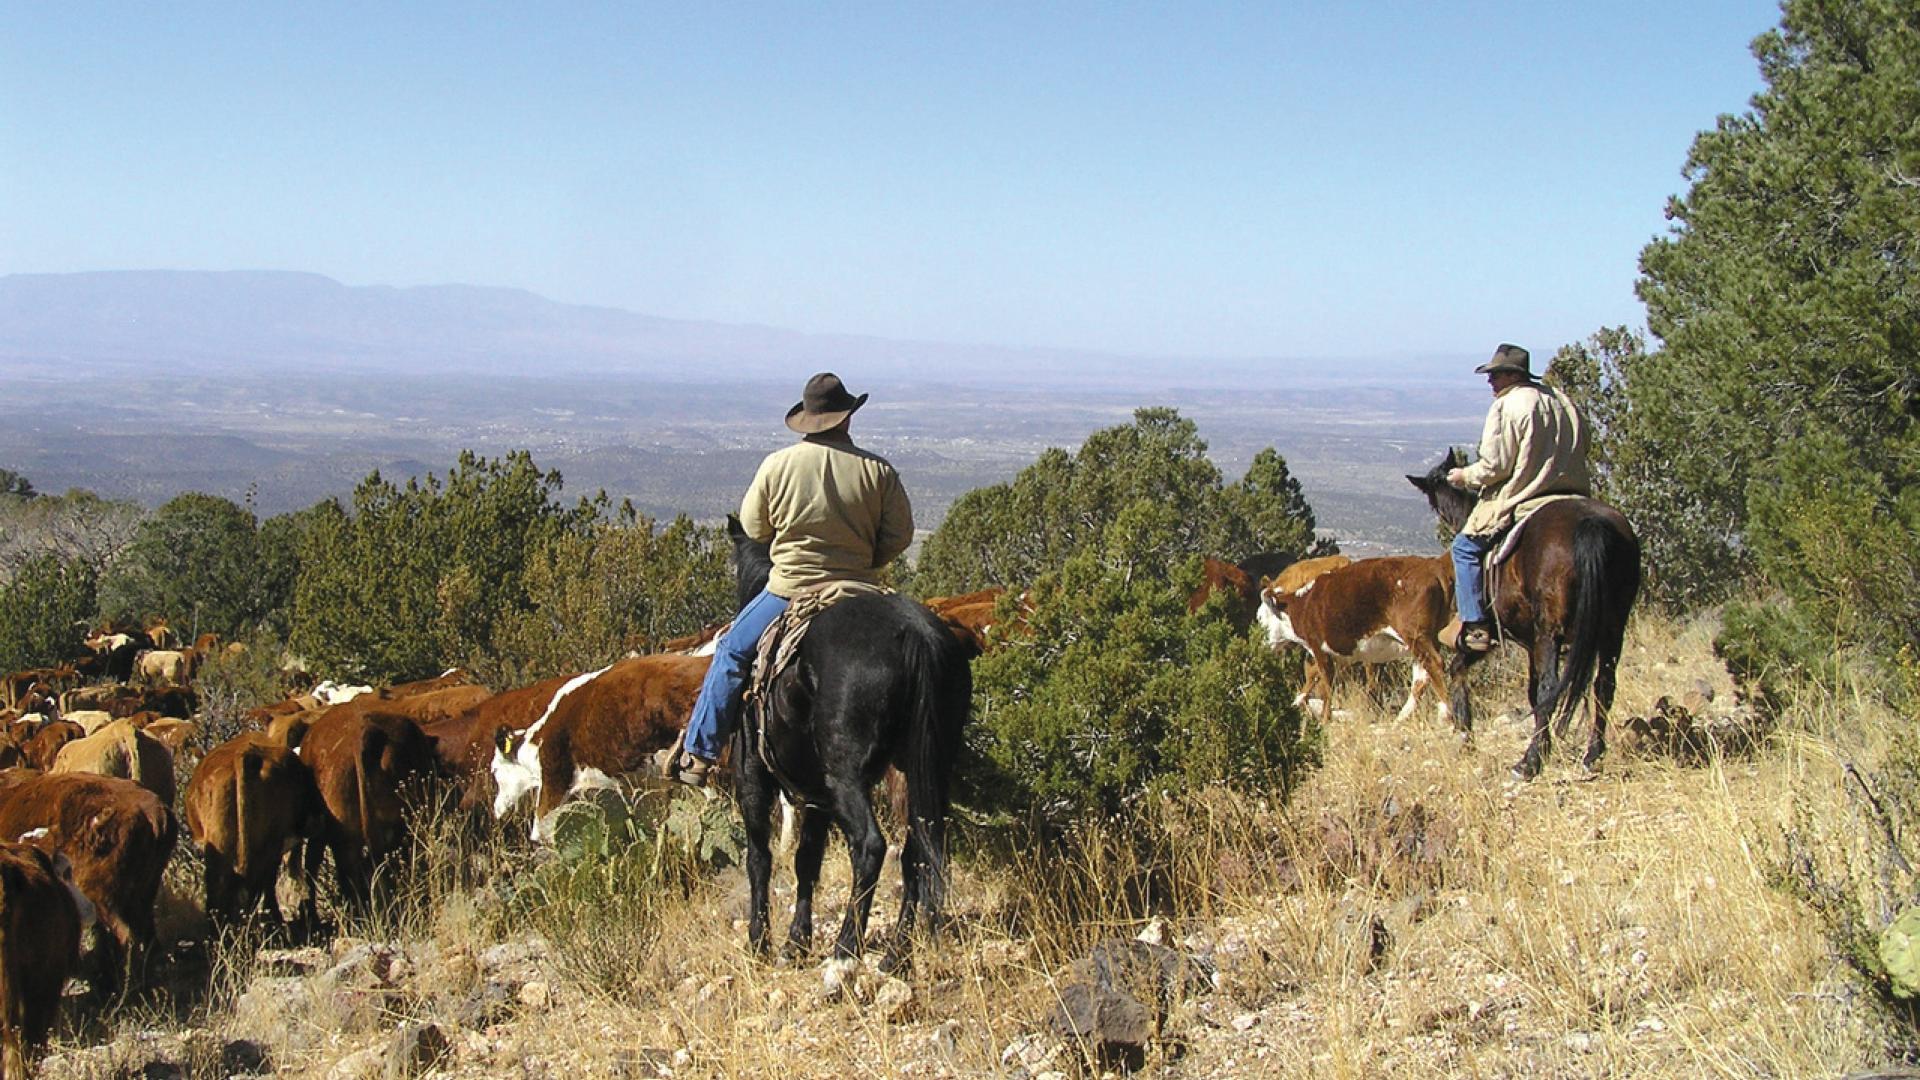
[
  {"left": 490, "top": 735, "right": 541, "bottom": 820},
  {"left": 1256, "top": 588, "right": 1309, "bottom": 652}
]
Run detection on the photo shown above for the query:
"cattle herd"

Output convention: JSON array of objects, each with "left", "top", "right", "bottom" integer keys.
[{"left": 0, "top": 555, "right": 1458, "bottom": 1073}]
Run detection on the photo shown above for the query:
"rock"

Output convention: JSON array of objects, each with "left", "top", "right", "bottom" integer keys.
[
  {"left": 1001, "top": 1033, "right": 1065, "bottom": 1071},
  {"left": 1135, "top": 917, "right": 1169, "bottom": 947},
  {"left": 326, "top": 1047, "right": 384, "bottom": 1080},
  {"left": 257, "top": 946, "right": 331, "bottom": 976},
  {"left": 518, "top": 980, "right": 551, "bottom": 1009},
  {"left": 479, "top": 939, "right": 550, "bottom": 973},
  {"left": 1080, "top": 940, "right": 1210, "bottom": 1004},
  {"left": 930, "top": 1019, "right": 962, "bottom": 1056},
  {"left": 1231, "top": 1012, "right": 1259, "bottom": 1032},
  {"left": 874, "top": 977, "right": 914, "bottom": 1021},
  {"left": 385, "top": 1021, "right": 450, "bottom": 1079},
  {"left": 134, "top": 1063, "right": 186, "bottom": 1080},
  {"left": 221, "top": 1038, "right": 274, "bottom": 1075},
  {"left": 1050, "top": 982, "right": 1154, "bottom": 1064},
  {"left": 454, "top": 981, "right": 517, "bottom": 1029}
]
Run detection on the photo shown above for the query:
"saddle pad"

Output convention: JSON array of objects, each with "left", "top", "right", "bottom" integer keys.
[
  {"left": 747, "top": 579, "right": 894, "bottom": 700},
  {"left": 1490, "top": 493, "right": 1585, "bottom": 566}
]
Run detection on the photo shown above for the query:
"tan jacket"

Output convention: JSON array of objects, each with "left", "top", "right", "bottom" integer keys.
[
  {"left": 1457, "top": 381, "right": 1591, "bottom": 538},
  {"left": 739, "top": 431, "right": 914, "bottom": 597}
]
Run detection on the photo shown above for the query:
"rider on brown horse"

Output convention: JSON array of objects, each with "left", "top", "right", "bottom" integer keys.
[{"left": 1445, "top": 344, "right": 1592, "bottom": 652}]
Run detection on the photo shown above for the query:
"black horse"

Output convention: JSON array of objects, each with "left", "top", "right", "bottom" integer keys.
[
  {"left": 724, "top": 516, "right": 971, "bottom": 964},
  {"left": 1407, "top": 450, "right": 1642, "bottom": 779}
]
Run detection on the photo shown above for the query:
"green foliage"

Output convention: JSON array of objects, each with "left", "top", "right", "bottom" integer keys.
[
  {"left": 1716, "top": 598, "right": 1848, "bottom": 712},
  {"left": 1624, "top": 0, "right": 1920, "bottom": 610},
  {"left": 1879, "top": 906, "right": 1920, "bottom": 999},
  {"left": 913, "top": 408, "right": 1330, "bottom": 596},
  {"left": 485, "top": 509, "right": 732, "bottom": 685},
  {"left": 663, "top": 790, "right": 746, "bottom": 869},
  {"left": 967, "top": 496, "right": 1315, "bottom": 826},
  {"left": 0, "top": 470, "right": 34, "bottom": 499},
  {"left": 289, "top": 451, "right": 600, "bottom": 682},
  {"left": 0, "top": 554, "right": 96, "bottom": 672},
  {"left": 97, "top": 492, "right": 269, "bottom": 637}
]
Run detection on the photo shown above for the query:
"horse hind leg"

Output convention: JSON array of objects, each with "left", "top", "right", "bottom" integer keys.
[
  {"left": 1513, "top": 637, "right": 1562, "bottom": 780},
  {"left": 828, "top": 786, "right": 889, "bottom": 961},
  {"left": 784, "top": 807, "right": 831, "bottom": 960},
  {"left": 1583, "top": 629, "right": 1627, "bottom": 773}
]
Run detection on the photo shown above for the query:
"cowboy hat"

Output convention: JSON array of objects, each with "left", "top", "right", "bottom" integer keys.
[
  {"left": 785, "top": 372, "right": 869, "bottom": 434},
  {"left": 1474, "top": 343, "right": 1532, "bottom": 376}
]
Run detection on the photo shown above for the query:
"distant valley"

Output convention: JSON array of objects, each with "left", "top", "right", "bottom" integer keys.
[{"left": 1, "top": 271, "right": 1487, "bottom": 556}]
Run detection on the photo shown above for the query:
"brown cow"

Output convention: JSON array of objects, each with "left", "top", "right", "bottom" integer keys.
[
  {"left": 296, "top": 708, "right": 441, "bottom": 907},
  {"left": 51, "top": 719, "right": 177, "bottom": 806},
  {"left": 0, "top": 770, "right": 176, "bottom": 990},
  {"left": 489, "top": 655, "right": 709, "bottom": 840},
  {"left": 135, "top": 649, "right": 190, "bottom": 687},
  {"left": 0, "top": 841, "right": 89, "bottom": 1076},
  {"left": 1263, "top": 554, "right": 1354, "bottom": 599},
  {"left": 385, "top": 668, "right": 481, "bottom": 699},
  {"left": 1188, "top": 557, "right": 1261, "bottom": 625},
  {"left": 1258, "top": 555, "right": 1454, "bottom": 727},
  {"left": 19, "top": 721, "right": 83, "bottom": 771},
  {"left": 141, "top": 718, "right": 201, "bottom": 756},
  {"left": 185, "top": 734, "right": 326, "bottom": 925}
]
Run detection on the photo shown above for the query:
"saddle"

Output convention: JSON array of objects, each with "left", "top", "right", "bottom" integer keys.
[{"left": 744, "top": 580, "right": 893, "bottom": 803}]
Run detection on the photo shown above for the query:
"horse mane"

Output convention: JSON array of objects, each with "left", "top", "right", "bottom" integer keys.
[
  {"left": 726, "top": 515, "right": 774, "bottom": 607},
  {"left": 1406, "top": 448, "right": 1476, "bottom": 533}
]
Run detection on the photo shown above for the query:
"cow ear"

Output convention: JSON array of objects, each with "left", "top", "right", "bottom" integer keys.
[{"left": 493, "top": 725, "right": 513, "bottom": 754}]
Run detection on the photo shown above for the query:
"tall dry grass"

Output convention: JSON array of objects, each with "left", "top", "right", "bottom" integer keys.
[{"left": 46, "top": 610, "right": 1901, "bottom": 1078}]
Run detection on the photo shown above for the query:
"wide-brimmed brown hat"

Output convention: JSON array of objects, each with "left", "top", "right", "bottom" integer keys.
[
  {"left": 1474, "top": 343, "right": 1532, "bottom": 377},
  {"left": 785, "top": 372, "right": 869, "bottom": 434}
]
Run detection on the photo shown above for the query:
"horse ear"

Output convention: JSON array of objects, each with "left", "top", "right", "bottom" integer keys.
[
  {"left": 726, "top": 514, "right": 746, "bottom": 539},
  {"left": 1405, "top": 473, "right": 1431, "bottom": 491}
]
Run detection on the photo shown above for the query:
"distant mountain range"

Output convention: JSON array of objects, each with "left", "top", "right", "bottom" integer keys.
[{"left": 0, "top": 270, "right": 1461, "bottom": 389}]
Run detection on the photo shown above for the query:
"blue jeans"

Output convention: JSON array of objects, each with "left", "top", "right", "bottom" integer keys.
[
  {"left": 683, "top": 588, "right": 790, "bottom": 762},
  {"left": 1451, "top": 531, "right": 1493, "bottom": 624}
]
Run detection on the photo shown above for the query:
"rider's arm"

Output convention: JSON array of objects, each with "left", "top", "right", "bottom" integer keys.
[
  {"left": 1457, "top": 398, "right": 1518, "bottom": 490},
  {"left": 738, "top": 455, "right": 780, "bottom": 543},
  {"left": 873, "top": 470, "right": 914, "bottom": 568}
]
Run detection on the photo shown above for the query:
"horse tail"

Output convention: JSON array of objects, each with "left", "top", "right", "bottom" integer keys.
[
  {"left": 1545, "top": 512, "right": 1641, "bottom": 735},
  {"left": 900, "top": 620, "right": 970, "bottom": 917}
]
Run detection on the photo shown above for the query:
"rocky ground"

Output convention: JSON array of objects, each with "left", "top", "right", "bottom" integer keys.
[{"left": 36, "top": 614, "right": 1895, "bottom": 1078}]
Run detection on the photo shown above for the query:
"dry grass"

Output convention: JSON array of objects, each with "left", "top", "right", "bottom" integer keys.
[{"left": 41, "top": 610, "right": 1904, "bottom": 1077}]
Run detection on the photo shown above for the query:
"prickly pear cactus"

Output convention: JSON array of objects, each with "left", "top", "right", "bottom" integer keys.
[{"left": 1877, "top": 905, "right": 1920, "bottom": 997}]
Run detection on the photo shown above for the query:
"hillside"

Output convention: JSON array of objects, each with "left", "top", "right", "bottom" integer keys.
[{"left": 38, "top": 613, "right": 1883, "bottom": 1078}]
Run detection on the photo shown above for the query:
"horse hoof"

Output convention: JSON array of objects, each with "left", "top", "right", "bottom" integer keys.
[
  {"left": 780, "top": 940, "right": 811, "bottom": 964},
  {"left": 1509, "top": 763, "right": 1538, "bottom": 782}
]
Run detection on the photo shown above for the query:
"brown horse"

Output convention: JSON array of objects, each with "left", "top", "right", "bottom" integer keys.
[{"left": 1407, "top": 449, "right": 1641, "bottom": 779}]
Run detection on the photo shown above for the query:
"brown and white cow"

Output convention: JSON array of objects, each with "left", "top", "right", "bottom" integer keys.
[
  {"left": 490, "top": 654, "right": 709, "bottom": 841},
  {"left": 0, "top": 770, "right": 176, "bottom": 991},
  {"left": 51, "top": 719, "right": 177, "bottom": 806},
  {"left": 422, "top": 673, "right": 585, "bottom": 812},
  {"left": 0, "top": 840, "right": 90, "bottom": 1076},
  {"left": 186, "top": 733, "right": 326, "bottom": 925},
  {"left": 1258, "top": 555, "right": 1454, "bottom": 726},
  {"left": 1188, "top": 558, "right": 1261, "bottom": 626}
]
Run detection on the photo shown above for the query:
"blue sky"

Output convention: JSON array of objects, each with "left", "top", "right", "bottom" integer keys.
[{"left": 1, "top": 3, "right": 1778, "bottom": 362}]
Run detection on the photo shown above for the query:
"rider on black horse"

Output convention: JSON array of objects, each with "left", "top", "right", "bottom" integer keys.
[
  {"left": 661, "top": 372, "right": 915, "bottom": 787},
  {"left": 1444, "top": 344, "right": 1592, "bottom": 653}
]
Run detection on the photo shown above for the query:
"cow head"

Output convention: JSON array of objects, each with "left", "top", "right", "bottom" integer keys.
[{"left": 489, "top": 726, "right": 540, "bottom": 820}]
